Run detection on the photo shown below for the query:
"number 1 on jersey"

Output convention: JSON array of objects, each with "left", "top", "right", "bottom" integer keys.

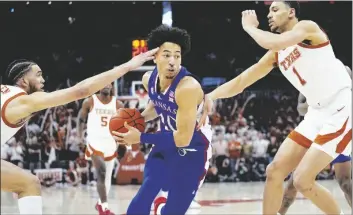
[{"left": 292, "top": 67, "right": 307, "bottom": 86}]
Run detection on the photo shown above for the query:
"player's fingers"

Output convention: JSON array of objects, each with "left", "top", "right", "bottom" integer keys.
[
  {"left": 112, "top": 131, "right": 125, "bottom": 137},
  {"left": 124, "top": 121, "right": 134, "bottom": 130},
  {"left": 145, "top": 47, "right": 159, "bottom": 56},
  {"left": 145, "top": 56, "right": 155, "bottom": 62},
  {"left": 197, "top": 114, "right": 206, "bottom": 130},
  {"left": 112, "top": 135, "right": 124, "bottom": 143}
]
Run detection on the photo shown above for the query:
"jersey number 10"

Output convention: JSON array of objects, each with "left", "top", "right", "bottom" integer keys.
[{"left": 159, "top": 113, "right": 177, "bottom": 131}]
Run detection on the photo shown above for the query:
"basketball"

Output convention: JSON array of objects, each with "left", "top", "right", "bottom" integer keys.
[{"left": 109, "top": 108, "right": 146, "bottom": 134}]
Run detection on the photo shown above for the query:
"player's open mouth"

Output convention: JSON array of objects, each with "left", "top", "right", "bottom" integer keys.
[{"left": 168, "top": 69, "right": 175, "bottom": 72}]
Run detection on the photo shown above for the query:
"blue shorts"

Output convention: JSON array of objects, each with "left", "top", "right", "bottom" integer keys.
[{"left": 331, "top": 154, "right": 351, "bottom": 165}]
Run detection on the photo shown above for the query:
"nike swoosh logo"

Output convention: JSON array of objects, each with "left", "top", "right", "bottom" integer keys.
[{"left": 337, "top": 106, "right": 345, "bottom": 112}]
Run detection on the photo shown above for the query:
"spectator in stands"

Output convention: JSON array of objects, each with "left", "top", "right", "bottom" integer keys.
[{"left": 7, "top": 137, "right": 24, "bottom": 167}]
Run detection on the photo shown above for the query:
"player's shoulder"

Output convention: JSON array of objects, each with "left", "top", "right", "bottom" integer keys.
[
  {"left": 295, "top": 20, "right": 322, "bottom": 33},
  {"left": 142, "top": 70, "right": 153, "bottom": 81},
  {"left": 180, "top": 76, "right": 202, "bottom": 89},
  {"left": 176, "top": 76, "right": 203, "bottom": 96},
  {"left": 142, "top": 70, "right": 154, "bottom": 88},
  {"left": 82, "top": 96, "right": 94, "bottom": 108},
  {"left": 1, "top": 85, "right": 27, "bottom": 95}
]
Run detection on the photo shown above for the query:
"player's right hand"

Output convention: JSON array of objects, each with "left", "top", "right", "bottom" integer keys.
[
  {"left": 197, "top": 94, "right": 214, "bottom": 130},
  {"left": 126, "top": 47, "right": 159, "bottom": 70}
]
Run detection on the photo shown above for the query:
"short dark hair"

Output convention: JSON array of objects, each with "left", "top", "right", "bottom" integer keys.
[
  {"left": 283, "top": 1, "right": 300, "bottom": 18},
  {"left": 147, "top": 24, "right": 191, "bottom": 55},
  {"left": 5, "top": 59, "right": 37, "bottom": 85}
]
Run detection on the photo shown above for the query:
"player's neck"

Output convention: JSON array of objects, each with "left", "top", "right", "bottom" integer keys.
[
  {"left": 14, "top": 83, "right": 30, "bottom": 94},
  {"left": 158, "top": 76, "right": 174, "bottom": 93},
  {"left": 98, "top": 93, "right": 112, "bottom": 103}
]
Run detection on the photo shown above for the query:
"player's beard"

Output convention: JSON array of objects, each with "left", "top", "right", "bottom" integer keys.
[
  {"left": 29, "top": 84, "right": 40, "bottom": 94},
  {"left": 166, "top": 75, "right": 175, "bottom": 79}
]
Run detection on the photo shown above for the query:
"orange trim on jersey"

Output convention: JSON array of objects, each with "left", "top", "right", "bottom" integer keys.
[
  {"left": 1, "top": 92, "right": 27, "bottom": 128},
  {"left": 85, "top": 143, "right": 117, "bottom": 161},
  {"left": 297, "top": 40, "right": 330, "bottom": 49},
  {"left": 288, "top": 130, "right": 312, "bottom": 148},
  {"left": 275, "top": 52, "right": 279, "bottom": 66},
  {"left": 336, "top": 129, "right": 352, "bottom": 154},
  {"left": 315, "top": 118, "right": 349, "bottom": 145}
]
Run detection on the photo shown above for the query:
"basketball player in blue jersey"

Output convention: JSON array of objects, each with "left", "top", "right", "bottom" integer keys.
[{"left": 113, "top": 24, "right": 212, "bottom": 215}]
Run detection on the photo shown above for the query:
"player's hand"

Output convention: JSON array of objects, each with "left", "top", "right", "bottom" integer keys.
[
  {"left": 126, "top": 47, "right": 159, "bottom": 70},
  {"left": 197, "top": 94, "right": 214, "bottom": 130},
  {"left": 242, "top": 10, "right": 259, "bottom": 30},
  {"left": 111, "top": 122, "right": 141, "bottom": 145}
]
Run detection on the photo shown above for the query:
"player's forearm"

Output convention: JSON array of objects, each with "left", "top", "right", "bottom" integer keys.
[
  {"left": 141, "top": 102, "right": 158, "bottom": 122},
  {"left": 74, "top": 63, "right": 132, "bottom": 98},
  {"left": 208, "top": 65, "right": 256, "bottom": 100},
  {"left": 244, "top": 27, "right": 280, "bottom": 50}
]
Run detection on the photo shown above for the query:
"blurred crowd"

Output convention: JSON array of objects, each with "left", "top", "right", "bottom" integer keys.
[{"left": 2, "top": 80, "right": 336, "bottom": 187}]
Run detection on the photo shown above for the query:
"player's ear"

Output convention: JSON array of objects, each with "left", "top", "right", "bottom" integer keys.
[
  {"left": 289, "top": 8, "right": 295, "bottom": 18},
  {"left": 18, "top": 77, "right": 29, "bottom": 88}
]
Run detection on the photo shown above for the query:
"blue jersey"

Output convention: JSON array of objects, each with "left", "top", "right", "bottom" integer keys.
[{"left": 148, "top": 66, "right": 212, "bottom": 148}]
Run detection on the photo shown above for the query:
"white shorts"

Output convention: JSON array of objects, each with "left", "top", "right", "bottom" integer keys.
[
  {"left": 288, "top": 88, "right": 352, "bottom": 158},
  {"left": 85, "top": 136, "right": 118, "bottom": 161}
]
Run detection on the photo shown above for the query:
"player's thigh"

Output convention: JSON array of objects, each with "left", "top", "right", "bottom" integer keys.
[
  {"left": 268, "top": 107, "right": 324, "bottom": 176},
  {"left": 144, "top": 149, "right": 166, "bottom": 179},
  {"left": 167, "top": 150, "right": 206, "bottom": 190},
  {"left": 293, "top": 146, "right": 334, "bottom": 186},
  {"left": 267, "top": 137, "right": 308, "bottom": 177},
  {"left": 1, "top": 159, "right": 40, "bottom": 193},
  {"left": 312, "top": 101, "right": 352, "bottom": 159}
]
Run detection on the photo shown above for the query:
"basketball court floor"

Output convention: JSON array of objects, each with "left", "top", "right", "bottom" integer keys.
[{"left": 1, "top": 180, "right": 351, "bottom": 214}]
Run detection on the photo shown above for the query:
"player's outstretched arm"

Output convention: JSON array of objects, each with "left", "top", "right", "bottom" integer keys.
[
  {"left": 140, "top": 71, "right": 158, "bottom": 122},
  {"left": 207, "top": 50, "right": 275, "bottom": 101},
  {"left": 242, "top": 10, "right": 321, "bottom": 51},
  {"left": 6, "top": 48, "right": 159, "bottom": 122}
]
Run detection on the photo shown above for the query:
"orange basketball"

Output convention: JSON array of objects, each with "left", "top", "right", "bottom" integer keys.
[{"left": 109, "top": 108, "right": 146, "bottom": 134}]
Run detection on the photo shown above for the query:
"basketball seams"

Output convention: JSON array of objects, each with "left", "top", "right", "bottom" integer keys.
[{"left": 110, "top": 109, "right": 146, "bottom": 133}]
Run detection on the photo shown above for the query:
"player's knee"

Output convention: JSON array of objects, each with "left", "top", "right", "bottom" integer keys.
[
  {"left": 18, "top": 173, "right": 41, "bottom": 197},
  {"left": 265, "top": 161, "right": 283, "bottom": 180},
  {"left": 292, "top": 171, "right": 312, "bottom": 193}
]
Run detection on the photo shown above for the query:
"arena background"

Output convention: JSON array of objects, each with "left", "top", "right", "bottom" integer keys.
[{"left": 0, "top": 0, "right": 352, "bottom": 206}]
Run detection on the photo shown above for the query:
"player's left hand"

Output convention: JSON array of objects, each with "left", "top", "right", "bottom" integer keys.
[
  {"left": 242, "top": 10, "right": 259, "bottom": 30},
  {"left": 111, "top": 122, "right": 141, "bottom": 145}
]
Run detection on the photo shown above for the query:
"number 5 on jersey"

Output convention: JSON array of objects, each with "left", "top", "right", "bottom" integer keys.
[{"left": 101, "top": 116, "right": 108, "bottom": 127}]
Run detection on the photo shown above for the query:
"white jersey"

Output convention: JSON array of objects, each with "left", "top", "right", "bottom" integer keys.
[
  {"left": 277, "top": 40, "right": 351, "bottom": 108},
  {"left": 86, "top": 94, "right": 117, "bottom": 140},
  {"left": 1, "top": 85, "right": 28, "bottom": 145}
]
